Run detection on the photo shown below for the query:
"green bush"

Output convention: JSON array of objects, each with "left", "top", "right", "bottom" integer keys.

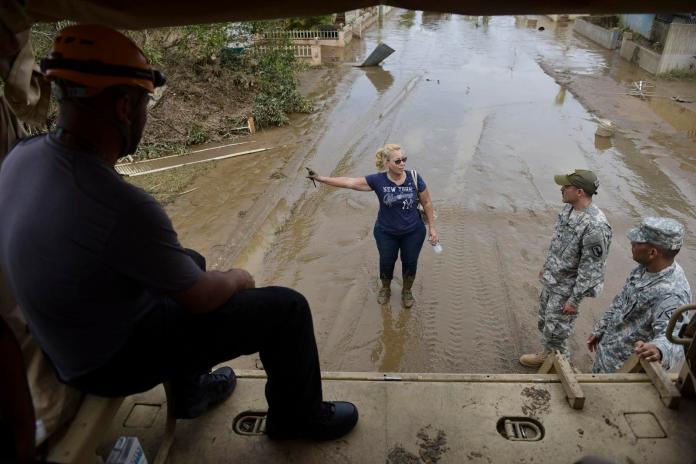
[
  {"left": 186, "top": 123, "right": 210, "bottom": 146},
  {"left": 250, "top": 45, "right": 314, "bottom": 128}
]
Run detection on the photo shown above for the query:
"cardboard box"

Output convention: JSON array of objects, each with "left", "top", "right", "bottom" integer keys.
[{"left": 106, "top": 436, "right": 148, "bottom": 464}]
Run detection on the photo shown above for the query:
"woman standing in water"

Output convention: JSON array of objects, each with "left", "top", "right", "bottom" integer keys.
[{"left": 307, "top": 144, "right": 438, "bottom": 308}]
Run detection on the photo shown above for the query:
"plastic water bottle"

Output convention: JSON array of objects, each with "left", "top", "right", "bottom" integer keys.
[{"left": 432, "top": 241, "right": 443, "bottom": 254}]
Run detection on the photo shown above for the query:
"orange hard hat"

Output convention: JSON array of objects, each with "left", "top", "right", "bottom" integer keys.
[{"left": 40, "top": 24, "right": 165, "bottom": 96}]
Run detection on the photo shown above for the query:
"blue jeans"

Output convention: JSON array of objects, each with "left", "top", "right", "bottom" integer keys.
[{"left": 373, "top": 222, "right": 427, "bottom": 280}]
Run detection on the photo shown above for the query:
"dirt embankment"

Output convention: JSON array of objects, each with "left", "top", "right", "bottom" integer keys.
[{"left": 141, "top": 64, "right": 254, "bottom": 157}]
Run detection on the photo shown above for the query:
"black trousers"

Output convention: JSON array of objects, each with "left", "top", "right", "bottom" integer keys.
[{"left": 68, "top": 251, "right": 323, "bottom": 423}]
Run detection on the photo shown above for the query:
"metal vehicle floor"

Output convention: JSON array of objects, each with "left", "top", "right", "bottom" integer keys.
[{"left": 100, "top": 370, "right": 696, "bottom": 463}]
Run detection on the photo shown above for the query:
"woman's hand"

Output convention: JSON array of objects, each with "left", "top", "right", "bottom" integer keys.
[
  {"left": 306, "top": 167, "right": 319, "bottom": 187},
  {"left": 428, "top": 226, "right": 438, "bottom": 245}
]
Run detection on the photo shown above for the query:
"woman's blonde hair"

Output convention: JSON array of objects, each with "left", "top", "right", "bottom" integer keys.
[{"left": 375, "top": 143, "right": 402, "bottom": 171}]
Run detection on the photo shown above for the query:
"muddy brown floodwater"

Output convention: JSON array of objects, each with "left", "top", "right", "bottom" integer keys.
[{"left": 167, "top": 12, "right": 696, "bottom": 374}]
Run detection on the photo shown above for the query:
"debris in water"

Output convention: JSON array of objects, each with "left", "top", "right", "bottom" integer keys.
[
  {"left": 595, "top": 118, "right": 615, "bottom": 137},
  {"left": 627, "top": 81, "right": 655, "bottom": 100},
  {"left": 359, "top": 42, "right": 395, "bottom": 67},
  {"left": 538, "top": 26, "right": 545, "bottom": 31},
  {"left": 115, "top": 147, "right": 270, "bottom": 176},
  {"left": 672, "top": 96, "right": 693, "bottom": 103}
]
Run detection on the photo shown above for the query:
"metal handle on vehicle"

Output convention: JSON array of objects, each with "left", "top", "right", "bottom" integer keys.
[
  {"left": 233, "top": 412, "right": 268, "bottom": 435},
  {"left": 503, "top": 419, "right": 542, "bottom": 441},
  {"left": 666, "top": 304, "right": 695, "bottom": 346}
]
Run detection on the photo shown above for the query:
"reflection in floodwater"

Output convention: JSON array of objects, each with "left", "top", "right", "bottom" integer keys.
[
  {"left": 364, "top": 67, "right": 395, "bottom": 94},
  {"left": 371, "top": 304, "right": 412, "bottom": 372},
  {"left": 648, "top": 98, "right": 696, "bottom": 138},
  {"left": 399, "top": 10, "right": 416, "bottom": 28},
  {"left": 554, "top": 86, "right": 567, "bottom": 106},
  {"left": 594, "top": 134, "right": 613, "bottom": 151},
  {"left": 421, "top": 12, "right": 451, "bottom": 30}
]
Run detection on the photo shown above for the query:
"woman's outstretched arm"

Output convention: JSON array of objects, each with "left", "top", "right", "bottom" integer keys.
[{"left": 308, "top": 171, "right": 372, "bottom": 191}]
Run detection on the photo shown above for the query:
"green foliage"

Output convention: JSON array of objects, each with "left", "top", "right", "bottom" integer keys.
[
  {"left": 186, "top": 123, "right": 210, "bottom": 146},
  {"left": 400, "top": 10, "right": 416, "bottom": 27},
  {"left": 250, "top": 45, "right": 314, "bottom": 128},
  {"left": 657, "top": 69, "right": 696, "bottom": 81},
  {"left": 284, "top": 16, "right": 335, "bottom": 30},
  {"left": 134, "top": 142, "right": 187, "bottom": 160},
  {"left": 178, "top": 24, "right": 229, "bottom": 60}
]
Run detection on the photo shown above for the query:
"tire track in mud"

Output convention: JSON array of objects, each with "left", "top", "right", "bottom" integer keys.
[{"left": 416, "top": 207, "right": 519, "bottom": 372}]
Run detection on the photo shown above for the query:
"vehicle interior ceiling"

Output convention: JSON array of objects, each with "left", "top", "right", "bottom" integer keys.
[{"left": 19, "top": 1, "right": 694, "bottom": 29}]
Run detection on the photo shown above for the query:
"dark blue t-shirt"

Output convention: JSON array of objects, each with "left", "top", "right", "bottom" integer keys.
[
  {"left": 365, "top": 171, "right": 427, "bottom": 235},
  {"left": 0, "top": 135, "right": 202, "bottom": 381}
]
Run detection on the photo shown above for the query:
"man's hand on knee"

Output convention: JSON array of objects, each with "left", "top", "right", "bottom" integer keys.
[{"left": 175, "top": 269, "right": 255, "bottom": 314}]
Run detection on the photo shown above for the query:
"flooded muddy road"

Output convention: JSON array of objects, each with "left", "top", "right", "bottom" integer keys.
[{"left": 167, "top": 12, "right": 696, "bottom": 374}]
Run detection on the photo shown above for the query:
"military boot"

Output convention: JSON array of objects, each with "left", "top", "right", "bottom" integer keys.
[
  {"left": 519, "top": 352, "right": 548, "bottom": 368},
  {"left": 402, "top": 275, "right": 416, "bottom": 308},
  {"left": 377, "top": 279, "right": 391, "bottom": 304}
]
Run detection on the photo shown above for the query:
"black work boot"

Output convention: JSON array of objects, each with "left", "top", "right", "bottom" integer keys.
[
  {"left": 266, "top": 401, "right": 359, "bottom": 441},
  {"left": 173, "top": 366, "right": 236, "bottom": 419}
]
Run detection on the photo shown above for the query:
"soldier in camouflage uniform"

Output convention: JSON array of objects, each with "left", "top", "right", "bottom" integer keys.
[
  {"left": 588, "top": 217, "right": 692, "bottom": 373},
  {"left": 520, "top": 170, "right": 612, "bottom": 367}
]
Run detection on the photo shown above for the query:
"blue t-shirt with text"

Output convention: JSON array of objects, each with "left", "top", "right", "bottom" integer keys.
[{"left": 365, "top": 171, "right": 426, "bottom": 235}]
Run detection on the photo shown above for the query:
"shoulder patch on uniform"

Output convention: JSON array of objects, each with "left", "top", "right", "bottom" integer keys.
[
  {"left": 583, "top": 231, "right": 604, "bottom": 246},
  {"left": 591, "top": 245, "right": 603, "bottom": 258}
]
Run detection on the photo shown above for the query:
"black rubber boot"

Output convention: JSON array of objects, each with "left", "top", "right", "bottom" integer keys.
[
  {"left": 402, "top": 275, "right": 416, "bottom": 308},
  {"left": 377, "top": 278, "right": 391, "bottom": 304}
]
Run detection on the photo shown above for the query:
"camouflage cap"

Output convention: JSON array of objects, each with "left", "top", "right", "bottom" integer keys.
[
  {"left": 627, "top": 217, "right": 684, "bottom": 250},
  {"left": 554, "top": 169, "right": 599, "bottom": 195}
]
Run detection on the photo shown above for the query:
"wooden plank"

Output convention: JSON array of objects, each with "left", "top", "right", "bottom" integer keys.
[
  {"left": 618, "top": 353, "right": 642, "bottom": 373},
  {"left": 47, "top": 396, "right": 124, "bottom": 463},
  {"left": 232, "top": 369, "right": 654, "bottom": 384},
  {"left": 537, "top": 354, "right": 555, "bottom": 374},
  {"left": 640, "top": 358, "right": 681, "bottom": 409},
  {"left": 552, "top": 353, "right": 585, "bottom": 409},
  {"left": 677, "top": 331, "right": 696, "bottom": 396},
  {"left": 677, "top": 362, "right": 696, "bottom": 396},
  {"left": 153, "top": 382, "right": 177, "bottom": 464}
]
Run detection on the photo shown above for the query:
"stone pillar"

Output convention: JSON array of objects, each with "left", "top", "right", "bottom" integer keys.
[{"left": 311, "top": 39, "right": 322, "bottom": 66}]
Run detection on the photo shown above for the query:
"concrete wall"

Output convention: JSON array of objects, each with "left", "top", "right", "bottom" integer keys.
[
  {"left": 652, "top": 18, "right": 670, "bottom": 44},
  {"left": 620, "top": 36, "right": 660, "bottom": 74},
  {"left": 546, "top": 14, "right": 586, "bottom": 21},
  {"left": 658, "top": 22, "right": 696, "bottom": 73},
  {"left": 620, "top": 23, "right": 696, "bottom": 75},
  {"left": 574, "top": 18, "right": 620, "bottom": 49},
  {"left": 620, "top": 14, "right": 655, "bottom": 38}
]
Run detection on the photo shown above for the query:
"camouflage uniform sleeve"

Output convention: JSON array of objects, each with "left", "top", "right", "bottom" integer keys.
[
  {"left": 542, "top": 211, "right": 563, "bottom": 267},
  {"left": 651, "top": 295, "right": 689, "bottom": 370},
  {"left": 566, "top": 224, "right": 609, "bottom": 308},
  {"left": 591, "top": 291, "right": 622, "bottom": 338}
]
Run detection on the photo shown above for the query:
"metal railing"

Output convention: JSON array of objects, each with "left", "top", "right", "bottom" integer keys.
[
  {"left": 260, "top": 29, "right": 338, "bottom": 40},
  {"left": 253, "top": 44, "right": 313, "bottom": 58}
]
